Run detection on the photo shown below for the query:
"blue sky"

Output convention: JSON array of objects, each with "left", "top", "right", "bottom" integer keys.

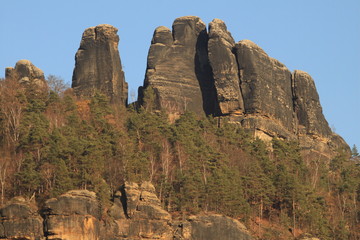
[{"left": 1, "top": 0, "right": 359, "bottom": 149}]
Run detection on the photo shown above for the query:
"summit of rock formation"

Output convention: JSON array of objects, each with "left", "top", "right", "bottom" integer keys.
[
  {"left": 72, "top": 24, "right": 128, "bottom": 105},
  {"left": 5, "top": 59, "right": 47, "bottom": 89},
  {"left": 140, "top": 16, "right": 216, "bottom": 115}
]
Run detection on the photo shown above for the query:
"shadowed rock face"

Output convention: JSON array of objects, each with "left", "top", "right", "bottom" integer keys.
[
  {"left": 72, "top": 24, "right": 128, "bottom": 105},
  {"left": 5, "top": 59, "right": 47, "bottom": 89},
  {"left": 208, "top": 19, "right": 244, "bottom": 115},
  {"left": 142, "top": 16, "right": 216, "bottom": 115}
]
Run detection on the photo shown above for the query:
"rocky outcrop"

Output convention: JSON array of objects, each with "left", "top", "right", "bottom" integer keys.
[
  {"left": 140, "top": 16, "right": 349, "bottom": 158},
  {"left": 5, "top": 59, "right": 47, "bottom": 89},
  {"left": 107, "top": 182, "right": 173, "bottom": 239},
  {"left": 185, "top": 214, "right": 252, "bottom": 240},
  {"left": 43, "top": 190, "right": 101, "bottom": 240},
  {"left": 208, "top": 19, "right": 244, "bottom": 115},
  {"left": 0, "top": 183, "right": 253, "bottom": 240},
  {"left": 0, "top": 196, "right": 43, "bottom": 240},
  {"left": 141, "top": 16, "right": 216, "bottom": 115},
  {"left": 72, "top": 24, "right": 128, "bottom": 105}
]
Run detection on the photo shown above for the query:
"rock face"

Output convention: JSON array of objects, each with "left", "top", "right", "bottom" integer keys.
[
  {"left": 186, "top": 214, "right": 252, "bottom": 240},
  {"left": 293, "top": 70, "right": 331, "bottom": 137},
  {"left": 208, "top": 19, "right": 244, "bottom": 115},
  {"left": 43, "top": 190, "right": 101, "bottom": 240},
  {"left": 5, "top": 59, "right": 47, "bottom": 89},
  {"left": 72, "top": 24, "right": 128, "bottom": 105},
  {"left": 140, "top": 16, "right": 349, "bottom": 158},
  {"left": 0, "top": 197, "right": 43, "bottom": 240},
  {"left": 0, "top": 183, "right": 253, "bottom": 240},
  {"left": 235, "top": 40, "right": 296, "bottom": 138},
  {"left": 141, "top": 16, "right": 216, "bottom": 115}
]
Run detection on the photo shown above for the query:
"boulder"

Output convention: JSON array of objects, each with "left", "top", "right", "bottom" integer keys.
[
  {"left": 186, "top": 214, "right": 252, "bottom": 240},
  {"left": 0, "top": 197, "right": 44, "bottom": 240},
  {"left": 208, "top": 19, "right": 244, "bottom": 115},
  {"left": 141, "top": 16, "right": 216, "bottom": 115},
  {"left": 109, "top": 181, "right": 172, "bottom": 239},
  {"left": 43, "top": 190, "right": 101, "bottom": 240},
  {"left": 5, "top": 59, "right": 47, "bottom": 89},
  {"left": 72, "top": 24, "right": 128, "bottom": 105}
]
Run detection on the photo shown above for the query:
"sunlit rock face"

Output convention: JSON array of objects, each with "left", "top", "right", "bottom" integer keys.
[
  {"left": 72, "top": 24, "right": 128, "bottom": 105},
  {"left": 141, "top": 16, "right": 217, "bottom": 116},
  {"left": 140, "top": 16, "right": 349, "bottom": 159}
]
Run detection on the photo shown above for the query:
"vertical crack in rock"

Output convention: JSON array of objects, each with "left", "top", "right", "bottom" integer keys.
[{"left": 141, "top": 16, "right": 216, "bottom": 116}]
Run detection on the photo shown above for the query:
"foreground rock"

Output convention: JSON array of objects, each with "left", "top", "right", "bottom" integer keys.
[
  {"left": 43, "top": 190, "right": 101, "bottom": 240},
  {"left": 0, "top": 196, "right": 43, "bottom": 240},
  {"left": 0, "top": 182, "right": 253, "bottom": 239},
  {"left": 5, "top": 59, "right": 47, "bottom": 89},
  {"left": 72, "top": 24, "right": 128, "bottom": 105},
  {"left": 185, "top": 214, "right": 252, "bottom": 240}
]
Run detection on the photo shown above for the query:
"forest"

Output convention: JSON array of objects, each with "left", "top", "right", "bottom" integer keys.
[{"left": 0, "top": 75, "right": 359, "bottom": 240}]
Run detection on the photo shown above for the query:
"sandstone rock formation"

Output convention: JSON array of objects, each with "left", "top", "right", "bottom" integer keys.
[
  {"left": 208, "top": 19, "right": 244, "bottom": 115},
  {"left": 186, "top": 214, "right": 252, "bottom": 240},
  {"left": 292, "top": 70, "right": 332, "bottom": 137},
  {"left": 235, "top": 39, "right": 296, "bottom": 139},
  {"left": 0, "top": 182, "right": 253, "bottom": 240},
  {"left": 5, "top": 59, "right": 47, "bottom": 89},
  {"left": 0, "top": 196, "right": 43, "bottom": 240},
  {"left": 43, "top": 190, "right": 101, "bottom": 240},
  {"left": 72, "top": 24, "right": 128, "bottom": 105},
  {"left": 141, "top": 16, "right": 216, "bottom": 115},
  {"left": 140, "top": 16, "right": 349, "bottom": 158}
]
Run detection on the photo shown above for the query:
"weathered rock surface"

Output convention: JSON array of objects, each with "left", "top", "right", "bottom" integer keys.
[
  {"left": 5, "top": 59, "right": 47, "bottom": 89},
  {"left": 72, "top": 24, "right": 128, "bottom": 105},
  {"left": 43, "top": 190, "right": 101, "bottom": 240},
  {"left": 140, "top": 16, "right": 349, "bottom": 157},
  {"left": 293, "top": 70, "right": 331, "bottom": 137},
  {"left": 108, "top": 181, "right": 173, "bottom": 239},
  {"left": 0, "top": 197, "right": 43, "bottom": 240},
  {"left": 0, "top": 182, "right": 253, "bottom": 239},
  {"left": 141, "top": 16, "right": 216, "bottom": 115},
  {"left": 186, "top": 214, "right": 252, "bottom": 240},
  {"left": 235, "top": 40, "right": 296, "bottom": 136},
  {"left": 208, "top": 19, "right": 244, "bottom": 115}
]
